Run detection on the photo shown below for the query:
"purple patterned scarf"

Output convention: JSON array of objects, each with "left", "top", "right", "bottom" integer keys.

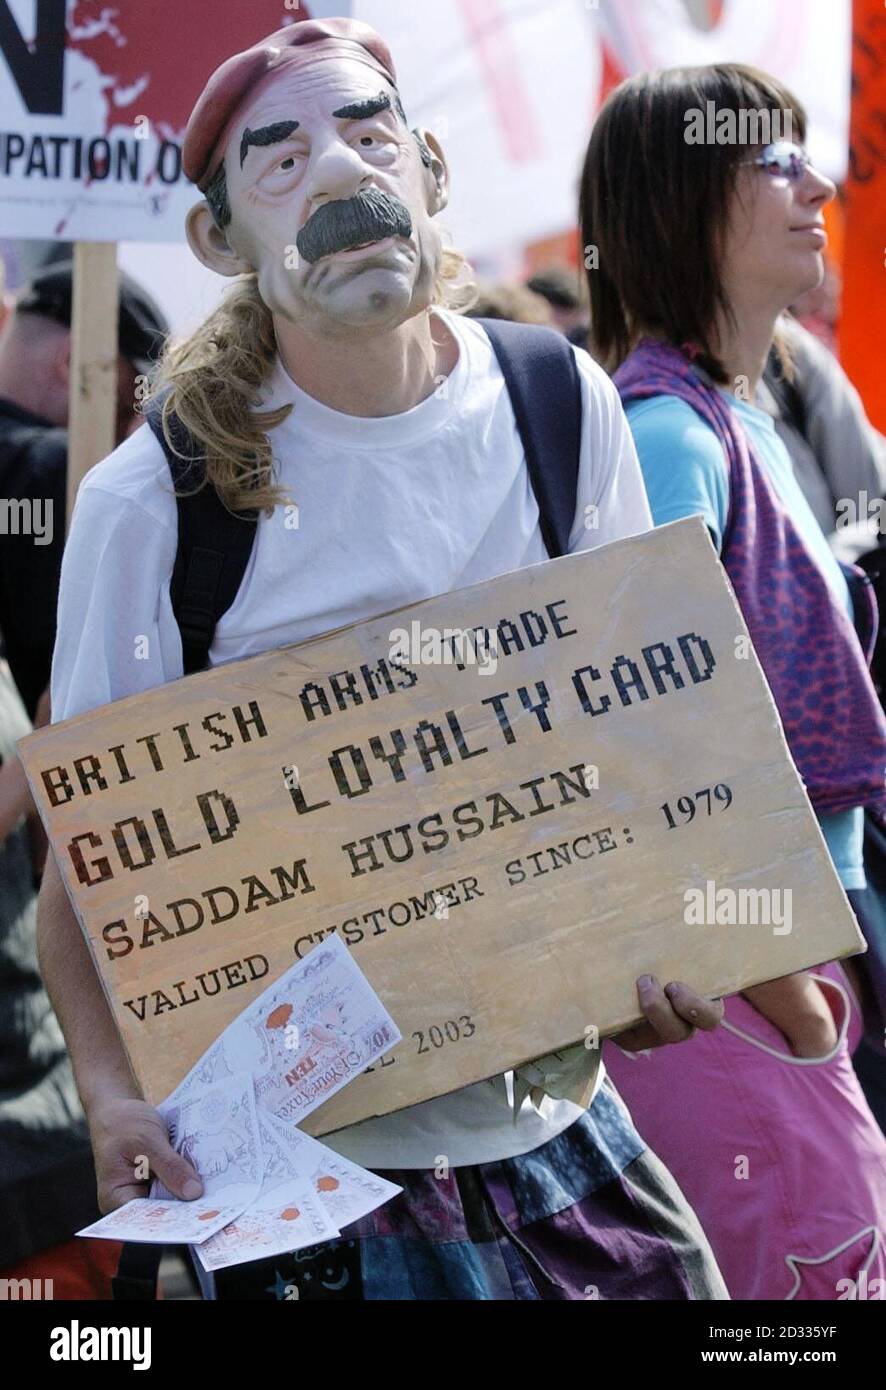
[{"left": 614, "top": 339, "right": 886, "bottom": 819}]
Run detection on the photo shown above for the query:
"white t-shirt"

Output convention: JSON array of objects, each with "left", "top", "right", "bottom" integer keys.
[{"left": 52, "top": 307, "right": 653, "bottom": 1168}]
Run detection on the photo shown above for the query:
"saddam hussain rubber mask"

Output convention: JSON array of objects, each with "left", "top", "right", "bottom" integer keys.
[{"left": 182, "top": 18, "right": 449, "bottom": 336}]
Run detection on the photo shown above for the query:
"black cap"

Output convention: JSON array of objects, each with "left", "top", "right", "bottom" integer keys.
[
  {"left": 526, "top": 268, "right": 583, "bottom": 312},
  {"left": 16, "top": 260, "right": 169, "bottom": 375}
]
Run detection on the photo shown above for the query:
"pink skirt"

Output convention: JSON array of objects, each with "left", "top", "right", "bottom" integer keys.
[{"left": 604, "top": 963, "right": 886, "bottom": 1300}]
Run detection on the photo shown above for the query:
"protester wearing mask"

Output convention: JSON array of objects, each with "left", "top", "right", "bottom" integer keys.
[{"left": 42, "top": 19, "right": 728, "bottom": 1301}]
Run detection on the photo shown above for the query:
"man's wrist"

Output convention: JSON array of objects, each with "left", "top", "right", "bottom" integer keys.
[{"left": 79, "top": 1068, "right": 142, "bottom": 1119}]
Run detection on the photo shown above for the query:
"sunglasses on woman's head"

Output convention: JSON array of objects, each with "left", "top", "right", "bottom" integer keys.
[{"left": 742, "top": 141, "right": 813, "bottom": 180}]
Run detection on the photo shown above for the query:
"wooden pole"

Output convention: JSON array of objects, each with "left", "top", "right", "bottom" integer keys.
[{"left": 67, "top": 241, "right": 119, "bottom": 527}]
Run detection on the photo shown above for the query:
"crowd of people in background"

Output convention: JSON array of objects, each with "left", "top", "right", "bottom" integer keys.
[
  {"left": 0, "top": 258, "right": 167, "bottom": 1297},
  {"left": 1, "top": 48, "right": 885, "bottom": 1301}
]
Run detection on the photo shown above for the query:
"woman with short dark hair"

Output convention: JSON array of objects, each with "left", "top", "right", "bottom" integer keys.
[{"left": 579, "top": 63, "right": 886, "bottom": 1300}]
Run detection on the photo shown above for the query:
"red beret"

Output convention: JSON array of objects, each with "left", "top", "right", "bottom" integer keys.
[{"left": 183, "top": 18, "right": 399, "bottom": 190}]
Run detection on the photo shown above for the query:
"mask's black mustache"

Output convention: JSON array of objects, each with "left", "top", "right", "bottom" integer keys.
[{"left": 297, "top": 188, "right": 413, "bottom": 264}]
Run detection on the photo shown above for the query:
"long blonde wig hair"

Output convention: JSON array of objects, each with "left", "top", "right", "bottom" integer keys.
[{"left": 147, "top": 246, "right": 476, "bottom": 515}]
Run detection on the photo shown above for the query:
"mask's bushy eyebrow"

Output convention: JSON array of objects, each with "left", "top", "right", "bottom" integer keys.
[
  {"left": 240, "top": 120, "right": 300, "bottom": 168},
  {"left": 413, "top": 131, "right": 434, "bottom": 168},
  {"left": 332, "top": 92, "right": 392, "bottom": 121}
]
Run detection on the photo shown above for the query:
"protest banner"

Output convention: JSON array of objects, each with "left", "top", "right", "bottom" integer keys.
[
  {"left": 0, "top": 0, "right": 293, "bottom": 509},
  {"left": 325, "top": 0, "right": 850, "bottom": 259},
  {"left": 0, "top": 0, "right": 298, "bottom": 243},
  {"left": 18, "top": 519, "right": 864, "bottom": 1135}
]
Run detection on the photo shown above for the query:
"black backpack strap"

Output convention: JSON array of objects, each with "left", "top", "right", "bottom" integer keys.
[
  {"left": 112, "top": 1241, "right": 165, "bottom": 1301},
  {"left": 475, "top": 318, "right": 583, "bottom": 558},
  {"left": 145, "top": 402, "right": 258, "bottom": 674}
]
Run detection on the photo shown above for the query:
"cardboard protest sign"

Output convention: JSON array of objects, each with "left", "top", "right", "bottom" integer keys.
[{"left": 19, "top": 518, "right": 863, "bottom": 1135}]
